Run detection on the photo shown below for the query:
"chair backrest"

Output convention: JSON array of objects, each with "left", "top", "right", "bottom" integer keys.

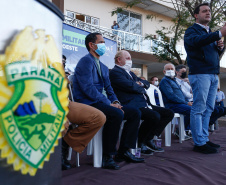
[
  {"left": 68, "top": 74, "right": 74, "bottom": 84},
  {"left": 145, "top": 84, "right": 165, "bottom": 107},
  {"left": 67, "top": 75, "right": 74, "bottom": 102}
]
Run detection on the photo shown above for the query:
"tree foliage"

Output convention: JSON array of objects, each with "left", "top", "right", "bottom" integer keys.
[{"left": 112, "top": 0, "right": 226, "bottom": 65}]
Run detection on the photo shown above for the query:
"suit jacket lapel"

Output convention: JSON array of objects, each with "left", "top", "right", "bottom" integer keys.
[
  {"left": 129, "top": 72, "right": 137, "bottom": 81},
  {"left": 115, "top": 66, "right": 134, "bottom": 81},
  {"left": 91, "top": 56, "right": 102, "bottom": 78}
]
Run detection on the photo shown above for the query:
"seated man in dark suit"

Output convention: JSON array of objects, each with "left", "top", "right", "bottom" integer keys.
[
  {"left": 73, "top": 33, "right": 144, "bottom": 170},
  {"left": 109, "top": 50, "right": 174, "bottom": 154}
]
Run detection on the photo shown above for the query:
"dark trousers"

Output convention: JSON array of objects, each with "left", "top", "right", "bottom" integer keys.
[
  {"left": 91, "top": 103, "right": 141, "bottom": 155},
  {"left": 138, "top": 105, "right": 174, "bottom": 144},
  {"left": 210, "top": 105, "right": 224, "bottom": 125},
  {"left": 166, "top": 103, "right": 191, "bottom": 130},
  {"left": 216, "top": 101, "right": 224, "bottom": 107}
]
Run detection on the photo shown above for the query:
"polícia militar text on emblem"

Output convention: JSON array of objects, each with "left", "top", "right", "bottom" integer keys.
[{"left": 0, "top": 27, "right": 69, "bottom": 176}]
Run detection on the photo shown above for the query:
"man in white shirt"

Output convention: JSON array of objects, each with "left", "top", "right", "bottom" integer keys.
[
  {"left": 150, "top": 76, "right": 160, "bottom": 106},
  {"left": 175, "top": 65, "right": 193, "bottom": 102},
  {"left": 216, "top": 88, "right": 225, "bottom": 107}
]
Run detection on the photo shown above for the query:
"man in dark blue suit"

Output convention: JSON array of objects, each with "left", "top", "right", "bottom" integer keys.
[
  {"left": 109, "top": 50, "right": 174, "bottom": 154},
  {"left": 73, "top": 33, "right": 144, "bottom": 170},
  {"left": 184, "top": 3, "right": 226, "bottom": 154}
]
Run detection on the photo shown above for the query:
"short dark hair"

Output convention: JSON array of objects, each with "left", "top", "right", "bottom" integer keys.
[
  {"left": 150, "top": 76, "right": 158, "bottom": 81},
  {"left": 62, "top": 55, "right": 66, "bottom": 60},
  {"left": 194, "top": 3, "right": 210, "bottom": 15},
  {"left": 85, "top": 32, "right": 102, "bottom": 51},
  {"left": 175, "top": 64, "right": 187, "bottom": 72}
]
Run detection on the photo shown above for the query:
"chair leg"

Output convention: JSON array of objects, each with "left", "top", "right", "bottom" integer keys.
[
  {"left": 172, "top": 118, "right": 176, "bottom": 134},
  {"left": 179, "top": 115, "right": 185, "bottom": 143},
  {"left": 76, "top": 152, "right": 80, "bottom": 167},
  {"left": 165, "top": 122, "right": 171, "bottom": 147},
  {"left": 210, "top": 124, "right": 214, "bottom": 131},
  {"left": 117, "top": 120, "right": 126, "bottom": 149},
  {"left": 93, "top": 127, "right": 103, "bottom": 168},
  {"left": 67, "top": 147, "right": 72, "bottom": 160},
  {"left": 87, "top": 139, "right": 93, "bottom": 155}
]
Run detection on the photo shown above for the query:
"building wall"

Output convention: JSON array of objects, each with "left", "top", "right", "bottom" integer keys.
[
  {"left": 63, "top": 0, "right": 186, "bottom": 80},
  {"left": 64, "top": 0, "right": 175, "bottom": 37}
]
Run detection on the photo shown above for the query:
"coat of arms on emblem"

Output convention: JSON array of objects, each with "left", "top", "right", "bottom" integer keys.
[{"left": 0, "top": 27, "right": 69, "bottom": 176}]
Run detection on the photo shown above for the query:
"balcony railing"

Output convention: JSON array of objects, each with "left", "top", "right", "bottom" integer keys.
[
  {"left": 64, "top": 16, "right": 187, "bottom": 60},
  {"left": 64, "top": 16, "right": 120, "bottom": 43}
]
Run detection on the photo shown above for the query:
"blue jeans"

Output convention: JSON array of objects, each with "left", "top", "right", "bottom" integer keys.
[{"left": 188, "top": 74, "right": 219, "bottom": 146}]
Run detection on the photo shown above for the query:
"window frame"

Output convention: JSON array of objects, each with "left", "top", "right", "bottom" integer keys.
[
  {"left": 66, "top": 10, "right": 100, "bottom": 26},
  {"left": 117, "top": 9, "right": 142, "bottom": 35}
]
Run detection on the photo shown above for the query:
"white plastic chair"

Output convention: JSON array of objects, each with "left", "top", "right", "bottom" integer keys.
[
  {"left": 68, "top": 74, "right": 105, "bottom": 167},
  {"left": 87, "top": 119, "right": 130, "bottom": 168},
  {"left": 145, "top": 84, "right": 185, "bottom": 146},
  {"left": 86, "top": 127, "right": 103, "bottom": 168}
]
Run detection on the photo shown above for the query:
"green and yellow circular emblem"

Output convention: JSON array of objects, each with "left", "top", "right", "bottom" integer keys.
[{"left": 0, "top": 27, "right": 69, "bottom": 176}]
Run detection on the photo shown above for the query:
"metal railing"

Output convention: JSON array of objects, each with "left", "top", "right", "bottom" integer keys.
[
  {"left": 64, "top": 16, "right": 120, "bottom": 43},
  {"left": 64, "top": 16, "right": 187, "bottom": 60}
]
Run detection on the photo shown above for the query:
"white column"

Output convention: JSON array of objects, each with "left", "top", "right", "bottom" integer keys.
[{"left": 142, "top": 64, "right": 148, "bottom": 80}]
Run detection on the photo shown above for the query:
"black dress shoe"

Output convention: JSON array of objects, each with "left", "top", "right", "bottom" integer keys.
[
  {"left": 206, "top": 141, "right": 220, "bottom": 149},
  {"left": 193, "top": 144, "right": 218, "bottom": 154},
  {"left": 62, "top": 158, "right": 72, "bottom": 170},
  {"left": 62, "top": 139, "right": 72, "bottom": 170},
  {"left": 139, "top": 143, "right": 153, "bottom": 155},
  {"left": 102, "top": 155, "right": 120, "bottom": 170},
  {"left": 115, "top": 151, "right": 145, "bottom": 163},
  {"left": 146, "top": 139, "right": 164, "bottom": 152}
]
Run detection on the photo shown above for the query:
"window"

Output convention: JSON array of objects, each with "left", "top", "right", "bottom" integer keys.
[
  {"left": 66, "top": 11, "right": 100, "bottom": 26},
  {"left": 117, "top": 10, "right": 142, "bottom": 35}
]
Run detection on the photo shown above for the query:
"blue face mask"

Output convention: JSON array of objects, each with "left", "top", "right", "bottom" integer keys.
[{"left": 94, "top": 43, "right": 106, "bottom": 56}]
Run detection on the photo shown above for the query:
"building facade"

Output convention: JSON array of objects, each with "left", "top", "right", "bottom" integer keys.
[{"left": 53, "top": 0, "right": 226, "bottom": 104}]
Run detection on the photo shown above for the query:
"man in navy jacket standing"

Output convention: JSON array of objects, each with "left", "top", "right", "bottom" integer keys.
[
  {"left": 73, "top": 33, "right": 144, "bottom": 170},
  {"left": 184, "top": 3, "right": 226, "bottom": 154},
  {"left": 110, "top": 50, "right": 174, "bottom": 154}
]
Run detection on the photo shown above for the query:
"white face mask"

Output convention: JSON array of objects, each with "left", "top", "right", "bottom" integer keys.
[
  {"left": 154, "top": 81, "right": 159, "bottom": 86},
  {"left": 121, "top": 60, "right": 132, "bottom": 71},
  {"left": 165, "top": 70, "right": 175, "bottom": 78}
]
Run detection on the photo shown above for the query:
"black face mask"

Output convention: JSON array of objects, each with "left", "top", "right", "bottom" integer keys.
[{"left": 181, "top": 72, "right": 186, "bottom": 79}]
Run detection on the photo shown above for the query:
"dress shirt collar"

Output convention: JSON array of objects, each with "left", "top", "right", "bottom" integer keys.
[
  {"left": 165, "top": 76, "right": 176, "bottom": 81},
  {"left": 115, "top": 64, "right": 132, "bottom": 77},
  {"left": 195, "top": 23, "right": 209, "bottom": 33},
  {"left": 175, "top": 77, "right": 183, "bottom": 83}
]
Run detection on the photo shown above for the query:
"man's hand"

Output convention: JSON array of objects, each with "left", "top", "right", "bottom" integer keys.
[
  {"left": 136, "top": 81, "right": 143, "bottom": 86},
  {"left": 183, "top": 78, "right": 189, "bottom": 83},
  {"left": 187, "top": 102, "right": 193, "bottom": 106},
  {"left": 217, "top": 39, "right": 224, "bottom": 50},
  {"left": 110, "top": 104, "right": 124, "bottom": 114},
  {"left": 220, "top": 23, "right": 226, "bottom": 37}
]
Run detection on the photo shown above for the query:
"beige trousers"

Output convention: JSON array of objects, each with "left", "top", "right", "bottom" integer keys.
[{"left": 63, "top": 101, "right": 106, "bottom": 153}]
